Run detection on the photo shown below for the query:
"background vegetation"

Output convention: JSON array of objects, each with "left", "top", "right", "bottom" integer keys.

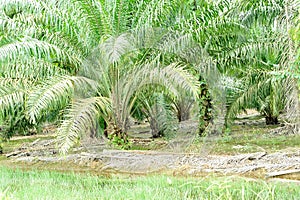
[
  {"left": 0, "top": 0, "right": 299, "bottom": 152},
  {"left": 0, "top": 1, "right": 300, "bottom": 199}
]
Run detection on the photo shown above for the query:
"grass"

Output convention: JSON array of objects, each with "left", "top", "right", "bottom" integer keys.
[
  {"left": 207, "top": 133, "right": 300, "bottom": 155},
  {"left": 186, "top": 122, "right": 300, "bottom": 155},
  {"left": 1, "top": 135, "right": 55, "bottom": 154},
  {"left": 1, "top": 167, "right": 300, "bottom": 200}
]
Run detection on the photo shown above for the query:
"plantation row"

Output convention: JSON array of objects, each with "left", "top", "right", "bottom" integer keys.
[{"left": 0, "top": 0, "right": 299, "bottom": 152}]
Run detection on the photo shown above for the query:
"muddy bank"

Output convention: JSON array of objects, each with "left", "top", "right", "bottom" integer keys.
[{"left": 3, "top": 137, "right": 300, "bottom": 180}]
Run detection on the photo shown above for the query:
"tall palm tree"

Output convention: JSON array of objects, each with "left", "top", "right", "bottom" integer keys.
[{"left": 175, "top": 0, "right": 242, "bottom": 135}]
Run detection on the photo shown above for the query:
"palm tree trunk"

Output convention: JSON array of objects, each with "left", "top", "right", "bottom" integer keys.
[
  {"left": 199, "top": 78, "right": 213, "bottom": 136},
  {"left": 175, "top": 99, "right": 192, "bottom": 122},
  {"left": 177, "top": 110, "right": 190, "bottom": 122},
  {"left": 150, "top": 118, "right": 161, "bottom": 138},
  {"left": 105, "top": 121, "right": 129, "bottom": 144},
  {"left": 265, "top": 115, "right": 279, "bottom": 125}
]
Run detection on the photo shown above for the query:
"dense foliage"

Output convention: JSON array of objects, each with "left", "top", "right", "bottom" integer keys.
[{"left": 0, "top": 0, "right": 299, "bottom": 152}]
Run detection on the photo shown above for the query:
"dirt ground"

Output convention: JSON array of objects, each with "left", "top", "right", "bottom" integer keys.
[{"left": 2, "top": 116, "right": 300, "bottom": 182}]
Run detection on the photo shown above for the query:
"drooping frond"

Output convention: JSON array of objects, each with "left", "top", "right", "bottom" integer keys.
[
  {"left": 104, "top": 56, "right": 200, "bottom": 132},
  {"left": 132, "top": 27, "right": 167, "bottom": 50},
  {"left": 121, "top": 60, "right": 199, "bottom": 101},
  {"left": 60, "top": 0, "right": 110, "bottom": 39},
  {"left": 26, "top": 76, "right": 97, "bottom": 124},
  {"left": 0, "top": 80, "right": 28, "bottom": 119},
  {"left": 139, "top": 92, "right": 178, "bottom": 137},
  {"left": 0, "top": 37, "right": 75, "bottom": 65},
  {"left": 158, "top": 63, "right": 200, "bottom": 99},
  {"left": 156, "top": 31, "right": 194, "bottom": 55},
  {"left": 0, "top": 57, "right": 68, "bottom": 79},
  {"left": 0, "top": 0, "right": 100, "bottom": 64},
  {"left": 40, "top": 1, "right": 99, "bottom": 53},
  {"left": 57, "top": 97, "right": 111, "bottom": 154},
  {"left": 218, "top": 30, "right": 291, "bottom": 73},
  {"left": 0, "top": 14, "right": 38, "bottom": 38},
  {"left": 133, "top": 0, "right": 178, "bottom": 29},
  {"left": 226, "top": 80, "right": 265, "bottom": 124},
  {"left": 226, "top": 73, "right": 293, "bottom": 125},
  {"left": 0, "top": 0, "right": 42, "bottom": 16},
  {"left": 234, "top": 0, "right": 300, "bottom": 27}
]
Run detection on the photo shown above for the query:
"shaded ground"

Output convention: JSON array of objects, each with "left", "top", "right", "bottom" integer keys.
[{"left": 1, "top": 114, "right": 300, "bottom": 181}]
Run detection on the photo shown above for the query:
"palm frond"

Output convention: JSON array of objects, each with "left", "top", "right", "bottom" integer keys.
[
  {"left": 0, "top": 57, "right": 68, "bottom": 79},
  {"left": 140, "top": 92, "right": 178, "bottom": 137},
  {"left": 0, "top": 0, "right": 42, "bottom": 16},
  {"left": 133, "top": 0, "right": 177, "bottom": 29},
  {"left": 57, "top": 97, "right": 111, "bottom": 154},
  {"left": 226, "top": 73, "right": 293, "bottom": 125},
  {"left": 40, "top": 2, "right": 97, "bottom": 53},
  {"left": 100, "top": 33, "right": 135, "bottom": 63},
  {"left": 235, "top": 0, "right": 300, "bottom": 27},
  {"left": 0, "top": 82, "right": 26, "bottom": 119},
  {"left": 26, "top": 76, "right": 97, "bottom": 124},
  {"left": 159, "top": 63, "right": 200, "bottom": 99},
  {"left": 0, "top": 37, "right": 76, "bottom": 65},
  {"left": 157, "top": 31, "right": 194, "bottom": 55},
  {"left": 61, "top": 0, "right": 110, "bottom": 38}
]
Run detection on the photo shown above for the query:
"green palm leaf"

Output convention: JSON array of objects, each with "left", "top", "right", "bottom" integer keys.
[
  {"left": 0, "top": 37, "right": 73, "bottom": 63},
  {"left": 57, "top": 97, "right": 111, "bottom": 154},
  {"left": 26, "top": 76, "right": 97, "bottom": 124},
  {"left": 0, "top": 81, "right": 27, "bottom": 119}
]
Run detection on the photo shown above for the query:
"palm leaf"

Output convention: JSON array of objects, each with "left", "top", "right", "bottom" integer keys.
[
  {"left": 57, "top": 97, "right": 111, "bottom": 154},
  {"left": 26, "top": 76, "right": 97, "bottom": 124},
  {"left": 99, "top": 33, "right": 135, "bottom": 63},
  {"left": 0, "top": 57, "right": 68, "bottom": 79},
  {"left": 0, "top": 37, "right": 75, "bottom": 64},
  {"left": 0, "top": 82, "right": 27, "bottom": 119}
]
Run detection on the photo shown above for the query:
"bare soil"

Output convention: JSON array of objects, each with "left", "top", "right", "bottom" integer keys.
[{"left": 1, "top": 117, "right": 300, "bottom": 181}]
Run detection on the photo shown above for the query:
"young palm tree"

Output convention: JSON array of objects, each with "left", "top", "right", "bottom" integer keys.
[
  {"left": 173, "top": 92, "right": 195, "bottom": 122},
  {"left": 0, "top": 0, "right": 104, "bottom": 138},
  {"left": 132, "top": 91, "right": 179, "bottom": 138},
  {"left": 56, "top": 29, "right": 200, "bottom": 152},
  {"left": 224, "top": 0, "right": 300, "bottom": 126},
  {"left": 0, "top": 0, "right": 190, "bottom": 143}
]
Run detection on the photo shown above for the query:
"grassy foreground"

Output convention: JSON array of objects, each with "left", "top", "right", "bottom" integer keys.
[{"left": 0, "top": 167, "right": 299, "bottom": 200}]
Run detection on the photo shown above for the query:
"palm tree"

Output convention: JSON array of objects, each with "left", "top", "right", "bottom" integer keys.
[
  {"left": 2, "top": 0, "right": 297, "bottom": 152},
  {"left": 57, "top": 29, "right": 200, "bottom": 152},
  {"left": 175, "top": 0, "right": 242, "bottom": 135},
  {"left": 0, "top": 0, "right": 104, "bottom": 138},
  {"left": 224, "top": 0, "right": 300, "bottom": 126},
  {"left": 173, "top": 91, "right": 195, "bottom": 122},
  {"left": 0, "top": 0, "right": 191, "bottom": 143},
  {"left": 226, "top": 70, "right": 294, "bottom": 125},
  {"left": 135, "top": 91, "right": 178, "bottom": 138},
  {"left": 0, "top": 0, "right": 200, "bottom": 149}
]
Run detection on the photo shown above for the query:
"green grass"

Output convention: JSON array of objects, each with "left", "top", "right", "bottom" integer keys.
[
  {"left": 0, "top": 167, "right": 300, "bottom": 200},
  {"left": 204, "top": 133, "right": 300, "bottom": 155},
  {"left": 1, "top": 135, "right": 55, "bottom": 154},
  {"left": 187, "top": 123, "right": 300, "bottom": 155}
]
